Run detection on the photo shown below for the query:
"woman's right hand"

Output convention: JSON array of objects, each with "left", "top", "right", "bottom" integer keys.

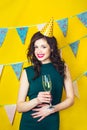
[{"left": 37, "top": 92, "right": 51, "bottom": 104}]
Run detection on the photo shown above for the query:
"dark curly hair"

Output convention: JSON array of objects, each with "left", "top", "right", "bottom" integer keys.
[{"left": 27, "top": 31, "right": 66, "bottom": 80}]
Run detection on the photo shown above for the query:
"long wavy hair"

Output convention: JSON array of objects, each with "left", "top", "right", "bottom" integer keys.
[{"left": 27, "top": 31, "right": 66, "bottom": 80}]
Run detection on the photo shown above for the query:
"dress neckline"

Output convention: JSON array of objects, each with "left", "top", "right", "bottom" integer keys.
[{"left": 41, "top": 62, "right": 52, "bottom": 67}]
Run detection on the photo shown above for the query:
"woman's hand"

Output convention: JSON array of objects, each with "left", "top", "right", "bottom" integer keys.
[
  {"left": 37, "top": 91, "right": 51, "bottom": 104},
  {"left": 31, "top": 104, "right": 54, "bottom": 122}
]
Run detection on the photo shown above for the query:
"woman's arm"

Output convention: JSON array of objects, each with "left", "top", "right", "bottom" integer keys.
[
  {"left": 53, "top": 64, "right": 74, "bottom": 113},
  {"left": 16, "top": 69, "right": 51, "bottom": 113},
  {"left": 16, "top": 70, "right": 39, "bottom": 112}
]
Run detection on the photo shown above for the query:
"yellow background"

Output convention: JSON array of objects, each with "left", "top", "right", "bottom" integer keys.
[{"left": 0, "top": 0, "right": 87, "bottom": 130}]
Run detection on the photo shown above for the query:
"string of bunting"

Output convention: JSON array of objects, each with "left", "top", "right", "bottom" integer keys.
[
  {"left": 60, "top": 34, "right": 87, "bottom": 56},
  {"left": 0, "top": 11, "right": 87, "bottom": 47},
  {"left": 0, "top": 61, "right": 27, "bottom": 80}
]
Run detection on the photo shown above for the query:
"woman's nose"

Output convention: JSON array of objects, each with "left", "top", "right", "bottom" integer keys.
[{"left": 38, "top": 48, "right": 42, "bottom": 53}]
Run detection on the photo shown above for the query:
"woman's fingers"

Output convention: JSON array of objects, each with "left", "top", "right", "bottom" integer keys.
[
  {"left": 37, "top": 91, "right": 51, "bottom": 104},
  {"left": 37, "top": 116, "right": 45, "bottom": 122},
  {"left": 31, "top": 105, "right": 52, "bottom": 122}
]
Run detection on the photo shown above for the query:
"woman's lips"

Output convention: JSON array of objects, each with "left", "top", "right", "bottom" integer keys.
[{"left": 37, "top": 54, "right": 44, "bottom": 58}]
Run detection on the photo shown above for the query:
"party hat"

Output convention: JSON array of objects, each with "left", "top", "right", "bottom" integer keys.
[{"left": 40, "top": 17, "right": 54, "bottom": 37}]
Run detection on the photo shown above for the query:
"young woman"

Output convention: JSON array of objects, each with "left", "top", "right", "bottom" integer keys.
[{"left": 17, "top": 28, "right": 74, "bottom": 130}]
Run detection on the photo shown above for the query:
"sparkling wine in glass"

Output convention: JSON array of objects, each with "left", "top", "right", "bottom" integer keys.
[{"left": 42, "top": 74, "right": 53, "bottom": 108}]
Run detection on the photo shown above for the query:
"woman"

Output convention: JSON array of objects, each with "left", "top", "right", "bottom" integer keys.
[{"left": 17, "top": 19, "right": 74, "bottom": 130}]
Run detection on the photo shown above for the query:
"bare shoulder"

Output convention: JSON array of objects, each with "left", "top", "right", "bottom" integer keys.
[
  {"left": 20, "top": 69, "right": 29, "bottom": 86},
  {"left": 20, "top": 69, "right": 27, "bottom": 79}
]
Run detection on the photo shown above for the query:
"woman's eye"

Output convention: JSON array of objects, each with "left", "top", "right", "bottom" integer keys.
[
  {"left": 34, "top": 46, "right": 38, "bottom": 48},
  {"left": 42, "top": 46, "right": 46, "bottom": 48}
]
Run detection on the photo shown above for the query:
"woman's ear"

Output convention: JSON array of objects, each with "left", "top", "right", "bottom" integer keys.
[{"left": 51, "top": 49, "right": 53, "bottom": 52}]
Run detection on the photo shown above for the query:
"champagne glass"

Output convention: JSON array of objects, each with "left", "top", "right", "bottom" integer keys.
[{"left": 42, "top": 74, "right": 53, "bottom": 108}]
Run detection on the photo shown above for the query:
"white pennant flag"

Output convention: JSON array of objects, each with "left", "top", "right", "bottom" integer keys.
[
  {"left": 73, "top": 81, "right": 80, "bottom": 98},
  {"left": 37, "top": 23, "right": 45, "bottom": 31},
  {"left": 4, "top": 104, "right": 16, "bottom": 124},
  {"left": 0, "top": 65, "right": 4, "bottom": 76}
]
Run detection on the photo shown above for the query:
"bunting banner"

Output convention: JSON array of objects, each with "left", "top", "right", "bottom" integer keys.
[
  {"left": 73, "top": 81, "right": 80, "bottom": 98},
  {"left": 16, "top": 27, "right": 29, "bottom": 44},
  {"left": 84, "top": 71, "right": 87, "bottom": 76},
  {"left": 59, "top": 34, "right": 87, "bottom": 52},
  {"left": 4, "top": 104, "right": 16, "bottom": 125},
  {"left": 0, "top": 11, "right": 87, "bottom": 47},
  {"left": 37, "top": 23, "right": 46, "bottom": 31},
  {"left": 69, "top": 40, "right": 80, "bottom": 57},
  {"left": 11, "top": 63, "right": 23, "bottom": 80},
  {"left": 77, "top": 12, "right": 87, "bottom": 27},
  {"left": 56, "top": 18, "right": 68, "bottom": 36},
  {"left": 0, "top": 28, "right": 8, "bottom": 47}
]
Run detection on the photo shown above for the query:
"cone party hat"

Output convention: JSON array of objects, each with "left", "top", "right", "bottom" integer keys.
[{"left": 40, "top": 17, "right": 54, "bottom": 37}]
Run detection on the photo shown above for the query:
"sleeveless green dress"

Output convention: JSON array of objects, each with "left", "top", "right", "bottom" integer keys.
[{"left": 19, "top": 63, "right": 64, "bottom": 130}]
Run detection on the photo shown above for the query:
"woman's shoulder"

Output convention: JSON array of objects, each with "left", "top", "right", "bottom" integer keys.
[
  {"left": 23, "top": 65, "right": 34, "bottom": 71},
  {"left": 23, "top": 66, "right": 34, "bottom": 81}
]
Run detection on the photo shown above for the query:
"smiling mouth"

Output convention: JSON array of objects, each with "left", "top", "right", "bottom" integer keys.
[{"left": 37, "top": 54, "right": 44, "bottom": 58}]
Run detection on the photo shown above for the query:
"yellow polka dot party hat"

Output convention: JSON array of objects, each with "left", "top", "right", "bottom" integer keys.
[{"left": 40, "top": 17, "right": 54, "bottom": 37}]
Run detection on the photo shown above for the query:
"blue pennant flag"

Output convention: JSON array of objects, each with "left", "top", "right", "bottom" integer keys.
[
  {"left": 16, "top": 27, "right": 28, "bottom": 44},
  {"left": 56, "top": 18, "right": 68, "bottom": 36},
  {"left": 84, "top": 71, "right": 87, "bottom": 76},
  {"left": 69, "top": 40, "right": 80, "bottom": 57},
  {"left": 77, "top": 12, "right": 87, "bottom": 27},
  {"left": 12, "top": 63, "right": 23, "bottom": 80},
  {"left": 0, "top": 28, "right": 8, "bottom": 47}
]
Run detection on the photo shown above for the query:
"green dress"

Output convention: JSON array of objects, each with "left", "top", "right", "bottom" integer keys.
[{"left": 19, "top": 63, "right": 64, "bottom": 130}]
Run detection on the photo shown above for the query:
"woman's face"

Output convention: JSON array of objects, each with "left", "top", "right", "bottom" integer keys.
[{"left": 34, "top": 38, "right": 51, "bottom": 64}]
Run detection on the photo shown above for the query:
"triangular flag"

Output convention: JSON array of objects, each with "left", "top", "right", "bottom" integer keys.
[
  {"left": 84, "top": 71, "right": 87, "bottom": 76},
  {"left": 0, "top": 65, "right": 4, "bottom": 76},
  {"left": 69, "top": 40, "right": 80, "bottom": 57},
  {"left": 16, "top": 27, "right": 28, "bottom": 44},
  {"left": 56, "top": 18, "right": 68, "bottom": 36},
  {"left": 12, "top": 63, "right": 23, "bottom": 80},
  {"left": 77, "top": 12, "right": 87, "bottom": 27},
  {"left": 37, "top": 23, "right": 46, "bottom": 31},
  {"left": 73, "top": 81, "right": 80, "bottom": 98},
  {"left": 4, "top": 104, "right": 16, "bottom": 124},
  {"left": 0, "top": 28, "right": 8, "bottom": 47}
]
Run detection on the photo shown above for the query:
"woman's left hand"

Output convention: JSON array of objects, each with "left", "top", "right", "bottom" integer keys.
[{"left": 31, "top": 105, "right": 54, "bottom": 122}]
